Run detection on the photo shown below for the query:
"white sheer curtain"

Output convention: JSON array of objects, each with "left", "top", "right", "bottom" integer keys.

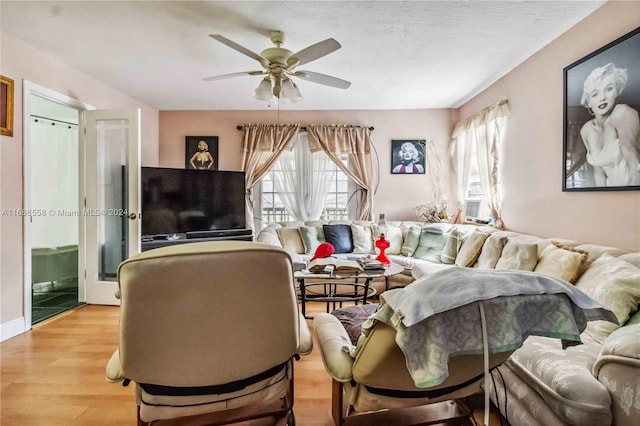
[
  {"left": 450, "top": 129, "right": 473, "bottom": 224},
  {"left": 271, "top": 132, "right": 334, "bottom": 221},
  {"left": 30, "top": 118, "right": 79, "bottom": 247},
  {"left": 451, "top": 99, "right": 510, "bottom": 228}
]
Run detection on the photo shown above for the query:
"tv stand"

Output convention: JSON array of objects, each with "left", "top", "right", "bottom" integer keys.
[{"left": 141, "top": 229, "right": 253, "bottom": 251}]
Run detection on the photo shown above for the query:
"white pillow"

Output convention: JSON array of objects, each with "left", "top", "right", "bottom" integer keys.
[
  {"left": 476, "top": 235, "right": 507, "bottom": 269},
  {"left": 372, "top": 224, "right": 403, "bottom": 255},
  {"left": 494, "top": 241, "right": 538, "bottom": 271},
  {"left": 351, "top": 223, "right": 373, "bottom": 254},
  {"left": 455, "top": 230, "right": 490, "bottom": 267},
  {"left": 576, "top": 254, "right": 640, "bottom": 342},
  {"left": 276, "top": 227, "right": 305, "bottom": 254}
]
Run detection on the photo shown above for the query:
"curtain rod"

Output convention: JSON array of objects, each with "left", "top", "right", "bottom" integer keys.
[
  {"left": 236, "top": 125, "right": 374, "bottom": 131},
  {"left": 31, "top": 114, "right": 78, "bottom": 127}
]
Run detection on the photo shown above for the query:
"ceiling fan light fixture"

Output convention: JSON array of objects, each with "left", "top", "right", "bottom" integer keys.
[
  {"left": 254, "top": 77, "right": 272, "bottom": 101},
  {"left": 281, "top": 79, "right": 302, "bottom": 103}
]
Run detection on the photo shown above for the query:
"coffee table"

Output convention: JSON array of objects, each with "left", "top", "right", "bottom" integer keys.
[{"left": 294, "top": 262, "right": 403, "bottom": 318}]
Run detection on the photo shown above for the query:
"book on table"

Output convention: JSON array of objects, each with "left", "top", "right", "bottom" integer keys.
[{"left": 308, "top": 257, "right": 364, "bottom": 274}]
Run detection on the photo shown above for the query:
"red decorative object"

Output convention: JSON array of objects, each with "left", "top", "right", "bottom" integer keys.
[{"left": 375, "top": 234, "right": 391, "bottom": 265}]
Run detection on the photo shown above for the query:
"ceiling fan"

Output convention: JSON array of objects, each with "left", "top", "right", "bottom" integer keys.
[{"left": 203, "top": 31, "right": 351, "bottom": 102}]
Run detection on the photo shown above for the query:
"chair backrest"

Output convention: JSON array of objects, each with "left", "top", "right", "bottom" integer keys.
[{"left": 117, "top": 241, "right": 300, "bottom": 387}]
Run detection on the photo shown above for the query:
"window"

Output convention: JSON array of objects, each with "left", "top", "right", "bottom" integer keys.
[{"left": 256, "top": 133, "right": 352, "bottom": 227}]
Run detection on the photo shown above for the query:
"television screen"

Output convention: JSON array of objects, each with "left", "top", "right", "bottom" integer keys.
[{"left": 141, "top": 167, "right": 246, "bottom": 237}]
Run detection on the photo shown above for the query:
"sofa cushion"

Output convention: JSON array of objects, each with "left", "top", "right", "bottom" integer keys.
[
  {"left": 372, "top": 224, "right": 403, "bottom": 255},
  {"left": 299, "top": 226, "right": 325, "bottom": 254},
  {"left": 401, "top": 226, "right": 421, "bottom": 257},
  {"left": 411, "top": 262, "right": 456, "bottom": 280},
  {"left": 575, "top": 254, "right": 640, "bottom": 342},
  {"left": 256, "top": 224, "right": 283, "bottom": 247},
  {"left": 351, "top": 223, "right": 373, "bottom": 254},
  {"left": 455, "top": 229, "right": 490, "bottom": 267},
  {"left": 276, "top": 227, "right": 305, "bottom": 254},
  {"left": 440, "top": 228, "right": 463, "bottom": 264},
  {"left": 413, "top": 226, "right": 448, "bottom": 263},
  {"left": 506, "top": 334, "right": 612, "bottom": 426},
  {"left": 534, "top": 242, "right": 588, "bottom": 284},
  {"left": 323, "top": 224, "right": 354, "bottom": 254},
  {"left": 495, "top": 240, "right": 538, "bottom": 271},
  {"left": 476, "top": 235, "right": 507, "bottom": 269}
]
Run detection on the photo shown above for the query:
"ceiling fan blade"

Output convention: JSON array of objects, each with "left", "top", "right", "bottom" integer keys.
[
  {"left": 202, "top": 71, "right": 264, "bottom": 81},
  {"left": 292, "top": 71, "right": 351, "bottom": 89},
  {"left": 209, "top": 34, "right": 267, "bottom": 65},
  {"left": 290, "top": 38, "right": 341, "bottom": 67}
]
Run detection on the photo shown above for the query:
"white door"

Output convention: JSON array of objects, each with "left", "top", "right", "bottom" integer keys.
[{"left": 85, "top": 109, "right": 141, "bottom": 305}]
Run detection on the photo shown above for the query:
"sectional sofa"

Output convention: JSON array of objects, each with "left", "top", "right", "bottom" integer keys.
[{"left": 256, "top": 219, "right": 640, "bottom": 425}]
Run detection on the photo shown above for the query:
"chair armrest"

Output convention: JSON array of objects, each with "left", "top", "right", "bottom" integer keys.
[
  {"left": 105, "top": 348, "right": 125, "bottom": 383},
  {"left": 593, "top": 323, "right": 640, "bottom": 375},
  {"left": 297, "top": 312, "right": 313, "bottom": 355},
  {"left": 313, "top": 313, "right": 355, "bottom": 382}
]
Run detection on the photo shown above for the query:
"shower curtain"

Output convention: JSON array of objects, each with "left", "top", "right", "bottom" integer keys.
[{"left": 30, "top": 117, "right": 79, "bottom": 249}]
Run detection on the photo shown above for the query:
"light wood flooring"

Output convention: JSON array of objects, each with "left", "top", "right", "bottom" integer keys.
[{"left": 1, "top": 303, "right": 503, "bottom": 425}]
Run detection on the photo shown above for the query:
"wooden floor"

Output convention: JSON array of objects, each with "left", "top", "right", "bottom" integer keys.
[{"left": 1, "top": 303, "right": 503, "bottom": 425}]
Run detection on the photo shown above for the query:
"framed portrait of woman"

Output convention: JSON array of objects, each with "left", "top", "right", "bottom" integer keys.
[
  {"left": 185, "top": 136, "right": 218, "bottom": 170},
  {"left": 391, "top": 139, "right": 426, "bottom": 174},
  {"left": 562, "top": 26, "right": 640, "bottom": 191}
]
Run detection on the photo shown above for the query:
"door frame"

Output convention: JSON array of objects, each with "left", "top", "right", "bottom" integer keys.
[{"left": 22, "top": 81, "right": 94, "bottom": 330}]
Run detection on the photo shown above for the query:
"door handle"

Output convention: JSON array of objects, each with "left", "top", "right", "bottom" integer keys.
[{"left": 128, "top": 212, "right": 137, "bottom": 220}]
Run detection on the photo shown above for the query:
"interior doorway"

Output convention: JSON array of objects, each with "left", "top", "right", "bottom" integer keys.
[
  {"left": 23, "top": 82, "right": 93, "bottom": 327},
  {"left": 29, "top": 95, "right": 82, "bottom": 323}
]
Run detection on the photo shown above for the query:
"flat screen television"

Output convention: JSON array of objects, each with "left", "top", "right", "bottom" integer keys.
[{"left": 141, "top": 167, "right": 246, "bottom": 238}]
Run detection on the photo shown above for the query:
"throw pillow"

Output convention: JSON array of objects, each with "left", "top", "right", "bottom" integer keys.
[
  {"left": 401, "top": 226, "right": 422, "bottom": 257},
  {"left": 494, "top": 241, "right": 538, "bottom": 271},
  {"left": 323, "top": 224, "right": 354, "bottom": 254},
  {"left": 575, "top": 254, "right": 640, "bottom": 342},
  {"left": 534, "top": 242, "right": 588, "bottom": 284},
  {"left": 440, "top": 228, "right": 464, "bottom": 264},
  {"left": 276, "top": 227, "right": 305, "bottom": 254},
  {"left": 455, "top": 230, "right": 490, "bottom": 267},
  {"left": 413, "top": 226, "right": 448, "bottom": 263},
  {"left": 373, "top": 224, "right": 403, "bottom": 255},
  {"left": 476, "top": 235, "right": 507, "bottom": 269},
  {"left": 256, "top": 226, "right": 283, "bottom": 247},
  {"left": 351, "top": 223, "right": 373, "bottom": 254},
  {"left": 299, "top": 226, "right": 325, "bottom": 254}
]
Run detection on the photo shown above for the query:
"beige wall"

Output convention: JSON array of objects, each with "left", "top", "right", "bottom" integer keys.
[
  {"left": 0, "top": 32, "right": 159, "bottom": 329},
  {"left": 458, "top": 1, "right": 640, "bottom": 252},
  {"left": 159, "top": 109, "right": 456, "bottom": 221}
]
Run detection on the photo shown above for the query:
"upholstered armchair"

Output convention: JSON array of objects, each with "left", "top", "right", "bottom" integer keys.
[
  {"left": 314, "top": 311, "right": 512, "bottom": 425},
  {"left": 314, "top": 268, "right": 617, "bottom": 425},
  {"left": 106, "top": 241, "right": 312, "bottom": 425}
]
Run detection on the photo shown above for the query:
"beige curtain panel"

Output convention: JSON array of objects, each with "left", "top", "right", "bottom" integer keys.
[
  {"left": 306, "top": 125, "right": 374, "bottom": 221},
  {"left": 241, "top": 123, "right": 301, "bottom": 229}
]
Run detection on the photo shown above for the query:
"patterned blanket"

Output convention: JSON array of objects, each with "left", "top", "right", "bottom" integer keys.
[{"left": 359, "top": 268, "right": 617, "bottom": 388}]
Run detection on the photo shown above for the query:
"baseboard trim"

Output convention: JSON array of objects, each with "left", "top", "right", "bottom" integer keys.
[{"left": 1, "top": 317, "right": 28, "bottom": 342}]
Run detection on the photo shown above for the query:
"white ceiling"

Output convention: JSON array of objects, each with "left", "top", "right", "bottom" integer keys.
[{"left": 1, "top": 1, "right": 606, "bottom": 111}]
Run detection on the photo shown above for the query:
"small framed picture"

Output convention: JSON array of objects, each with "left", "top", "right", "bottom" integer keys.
[
  {"left": 1, "top": 75, "right": 14, "bottom": 137},
  {"left": 391, "top": 140, "right": 426, "bottom": 174},
  {"left": 185, "top": 136, "right": 218, "bottom": 170}
]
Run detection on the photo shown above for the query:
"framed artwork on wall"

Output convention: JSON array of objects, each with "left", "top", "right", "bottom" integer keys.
[
  {"left": 563, "top": 26, "right": 640, "bottom": 191},
  {"left": 185, "top": 136, "right": 219, "bottom": 170},
  {"left": 1, "top": 75, "right": 14, "bottom": 137},
  {"left": 391, "top": 139, "right": 426, "bottom": 174}
]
